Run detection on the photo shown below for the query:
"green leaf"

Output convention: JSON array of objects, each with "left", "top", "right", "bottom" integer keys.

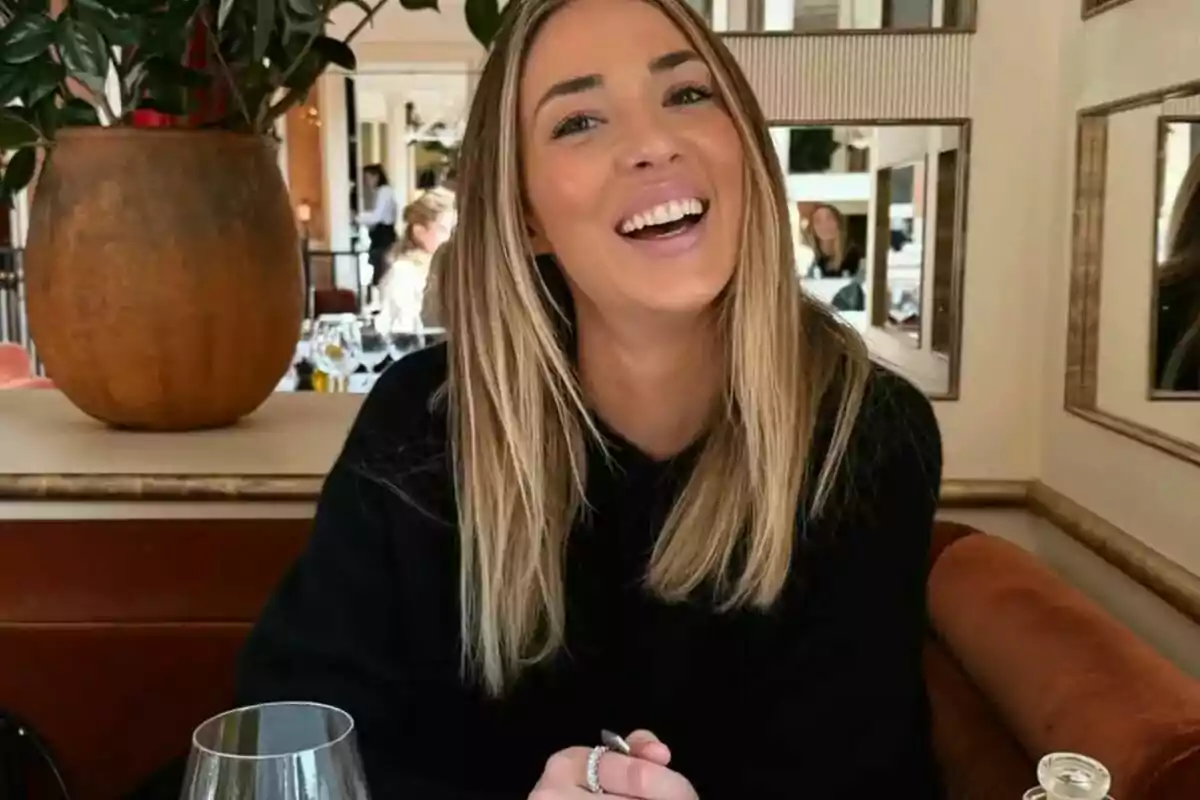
[
  {"left": 56, "top": 17, "right": 110, "bottom": 96},
  {"left": 399, "top": 0, "right": 438, "bottom": 9},
  {"left": 311, "top": 36, "right": 356, "bottom": 71},
  {"left": 0, "top": 12, "right": 56, "bottom": 64},
  {"left": 31, "top": 93, "right": 56, "bottom": 137},
  {"left": 147, "top": 55, "right": 211, "bottom": 88},
  {"left": 58, "top": 97, "right": 100, "bottom": 126},
  {"left": 253, "top": 0, "right": 274, "bottom": 63},
  {"left": 0, "top": 108, "right": 41, "bottom": 148},
  {"left": 217, "top": 0, "right": 237, "bottom": 28},
  {"left": 97, "top": 0, "right": 159, "bottom": 14},
  {"left": 21, "top": 56, "right": 64, "bottom": 106},
  {"left": 75, "top": 0, "right": 144, "bottom": 47},
  {"left": 281, "top": 48, "right": 324, "bottom": 91},
  {"left": 0, "top": 66, "right": 25, "bottom": 107},
  {"left": 135, "top": 56, "right": 208, "bottom": 116},
  {"left": 463, "top": 0, "right": 501, "bottom": 47},
  {"left": 282, "top": 15, "right": 322, "bottom": 45},
  {"left": 2, "top": 147, "right": 38, "bottom": 198},
  {"left": 284, "top": 0, "right": 321, "bottom": 20},
  {"left": 134, "top": 15, "right": 190, "bottom": 62}
]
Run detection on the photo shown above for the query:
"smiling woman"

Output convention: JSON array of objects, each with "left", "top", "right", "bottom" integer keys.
[{"left": 235, "top": 1, "right": 944, "bottom": 798}]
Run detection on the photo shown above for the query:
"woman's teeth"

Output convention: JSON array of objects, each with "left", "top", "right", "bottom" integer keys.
[{"left": 619, "top": 197, "right": 705, "bottom": 235}]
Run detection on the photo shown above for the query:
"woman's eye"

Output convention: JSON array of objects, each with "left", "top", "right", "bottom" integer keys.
[
  {"left": 551, "top": 114, "right": 599, "bottom": 139},
  {"left": 667, "top": 85, "right": 714, "bottom": 106}
]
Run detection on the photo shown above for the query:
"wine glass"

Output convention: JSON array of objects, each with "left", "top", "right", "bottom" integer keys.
[
  {"left": 311, "top": 317, "right": 361, "bottom": 392},
  {"left": 181, "top": 702, "right": 371, "bottom": 800},
  {"left": 357, "top": 316, "right": 390, "bottom": 373},
  {"left": 295, "top": 319, "right": 314, "bottom": 366}
]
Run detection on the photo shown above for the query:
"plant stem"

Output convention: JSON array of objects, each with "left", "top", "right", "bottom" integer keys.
[
  {"left": 265, "top": 0, "right": 387, "bottom": 126},
  {"left": 263, "top": 19, "right": 329, "bottom": 130},
  {"left": 344, "top": 0, "right": 389, "bottom": 45},
  {"left": 96, "top": 85, "right": 118, "bottom": 125},
  {"left": 108, "top": 45, "right": 126, "bottom": 113},
  {"left": 200, "top": 14, "right": 254, "bottom": 129},
  {"left": 263, "top": 85, "right": 306, "bottom": 128}
]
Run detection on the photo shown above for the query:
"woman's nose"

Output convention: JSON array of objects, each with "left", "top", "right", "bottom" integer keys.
[{"left": 618, "top": 116, "right": 682, "bottom": 172}]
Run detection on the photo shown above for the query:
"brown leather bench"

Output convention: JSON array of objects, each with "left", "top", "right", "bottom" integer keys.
[{"left": 2, "top": 517, "right": 1198, "bottom": 799}]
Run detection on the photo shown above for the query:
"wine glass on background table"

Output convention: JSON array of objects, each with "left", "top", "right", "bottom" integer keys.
[
  {"left": 181, "top": 701, "right": 370, "bottom": 800},
  {"left": 311, "top": 317, "right": 361, "bottom": 392},
  {"left": 357, "top": 316, "right": 389, "bottom": 374}
]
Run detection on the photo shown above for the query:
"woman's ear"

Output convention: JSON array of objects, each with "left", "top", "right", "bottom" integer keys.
[{"left": 525, "top": 213, "right": 552, "bottom": 256}]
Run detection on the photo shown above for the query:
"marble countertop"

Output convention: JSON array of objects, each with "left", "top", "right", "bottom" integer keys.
[
  {"left": 0, "top": 390, "right": 362, "bottom": 501},
  {"left": 0, "top": 388, "right": 1029, "bottom": 510}
]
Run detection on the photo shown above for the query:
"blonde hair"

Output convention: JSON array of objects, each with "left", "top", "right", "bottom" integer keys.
[
  {"left": 440, "top": 0, "right": 871, "bottom": 696},
  {"left": 805, "top": 203, "right": 848, "bottom": 273},
  {"left": 397, "top": 190, "right": 454, "bottom": 254}
]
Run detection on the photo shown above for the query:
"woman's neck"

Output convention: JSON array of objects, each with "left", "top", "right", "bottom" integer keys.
[{"left": 576, "top": 308, "right": 722, "bottom": 461}]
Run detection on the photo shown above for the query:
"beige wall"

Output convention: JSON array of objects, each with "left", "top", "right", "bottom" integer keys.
[
  {"left": 1041, "top": 0, "right": 1200, "bottom": 574},
  {"left": 931, "top": 0, "right": 1062, "bottom": 479}
]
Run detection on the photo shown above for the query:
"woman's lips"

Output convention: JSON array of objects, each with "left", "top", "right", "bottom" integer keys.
[{"left": 617, "top": 206, "right": 709, "bottom": 259}]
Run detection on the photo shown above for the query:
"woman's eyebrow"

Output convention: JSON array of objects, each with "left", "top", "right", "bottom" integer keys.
[{"left": 532, "top": 49, "right": 702, "bottom": 116}]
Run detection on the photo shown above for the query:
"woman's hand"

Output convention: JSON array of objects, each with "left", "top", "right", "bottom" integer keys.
[{"left": 528, "top": 730, "right": 698, "bottom": 799}]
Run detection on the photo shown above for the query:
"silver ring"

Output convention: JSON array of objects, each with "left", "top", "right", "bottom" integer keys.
[{"left": 585, "top": 744, "right": 606, "bottom": 793}]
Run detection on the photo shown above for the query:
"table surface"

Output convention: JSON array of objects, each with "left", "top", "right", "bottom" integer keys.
[{"left": 0, "top": 389, "right": 361, "bottom": 478}]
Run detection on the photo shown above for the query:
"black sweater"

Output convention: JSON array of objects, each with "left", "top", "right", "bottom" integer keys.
[{"left": 236, "top": 344, "right": 944, "bottom": 799}]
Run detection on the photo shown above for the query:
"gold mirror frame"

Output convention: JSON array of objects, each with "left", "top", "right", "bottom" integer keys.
[
  {"left": 1082, "top": 0, "right": 1138, "bottom": 20},
  {"left": 767, "top": 119, "right": 972, "bottom": 401},
  {"left": 1066, "top": 81, "right": 1200, "bottom": 468}
]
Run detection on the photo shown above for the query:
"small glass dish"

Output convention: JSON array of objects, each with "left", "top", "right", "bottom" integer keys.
[{"left": 1022, "top": 752, "right": 1112, "bottom": 800}]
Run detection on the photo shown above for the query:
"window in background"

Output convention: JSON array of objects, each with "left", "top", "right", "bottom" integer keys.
[
  {"left": 882, "top": 0, "right": 933, "bottom": 29},
  {"left": 793, "top": 0, "right": 839, "bottom": 31},
  {"left": 788, "top": 128, "right": 837, "bottom": 173},
  {"left": 712, "top": 0, "right": 971, "bottom": 32}
]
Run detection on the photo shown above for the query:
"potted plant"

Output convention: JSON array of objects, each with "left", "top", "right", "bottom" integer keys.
[{"left": 0, "top": 0, "right": 499, "bottom": 430}]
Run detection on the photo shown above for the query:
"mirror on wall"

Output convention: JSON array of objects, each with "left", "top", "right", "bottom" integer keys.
[
  {"left": 1152, "top": 119, "right": 1200, "bottom": 396},
  {"left": 769, "top": 123, "right": 968, "bottom": 397},
  {"left": 1067, "top": 87, "right": 1200, "bottom": 467},
  {"left": 707, "top": 0, "right": 975, "bottom": 32}
]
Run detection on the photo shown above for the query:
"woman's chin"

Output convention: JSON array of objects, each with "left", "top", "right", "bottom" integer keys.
[{"left": 622, "top": 276, "right": 731, "bottom": 319}]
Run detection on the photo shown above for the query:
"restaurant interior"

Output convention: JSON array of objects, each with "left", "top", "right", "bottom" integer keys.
[{"left": 1, "top": 0, "right": 1200, "bottom": 798}]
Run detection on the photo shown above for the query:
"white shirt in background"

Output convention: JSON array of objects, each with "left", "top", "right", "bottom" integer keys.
[
  {"left": 358, "top": 184, "right": 398, "bottom": 227},
  {"left": 378, "top": 249, "right": 433, "bottom": 333}
]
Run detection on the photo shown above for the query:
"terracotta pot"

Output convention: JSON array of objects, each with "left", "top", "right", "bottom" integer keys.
[{"left": 24, "top": 128, "right": 302, "bottom": 431}]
